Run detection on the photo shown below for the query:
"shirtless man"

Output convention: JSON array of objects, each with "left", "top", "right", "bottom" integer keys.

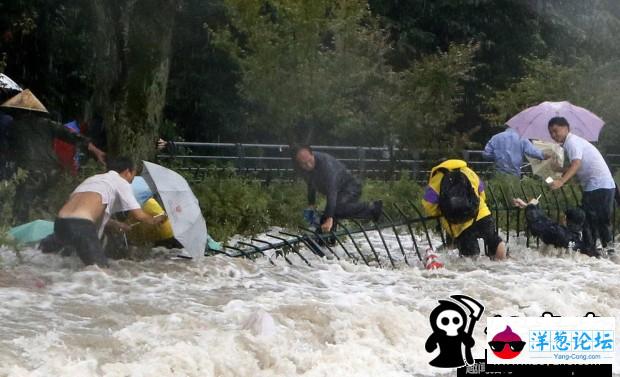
[{"left": 54, "top": 157, "right": 166, "bottom": 267}]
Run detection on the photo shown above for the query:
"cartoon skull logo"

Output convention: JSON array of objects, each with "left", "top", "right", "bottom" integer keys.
[{"left": 436, "top": 309, "right": 465, "bottom": 336}]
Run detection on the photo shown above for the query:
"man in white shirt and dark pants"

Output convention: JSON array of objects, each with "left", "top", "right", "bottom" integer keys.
[
  {"left": 548, "top": 116, "right": 616, "bottom": 257},
  {"left": 54, "top": 157, "right": 166, "bottom": 267}
]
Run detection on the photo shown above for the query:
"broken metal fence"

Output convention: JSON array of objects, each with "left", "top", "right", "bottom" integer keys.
[{"left": 207, "top": 181, "right": 618, "bottom": 268}]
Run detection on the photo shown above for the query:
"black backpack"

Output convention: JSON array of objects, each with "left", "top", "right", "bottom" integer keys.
[{"left": 436, "top": 167, "right": 479, "bottom": 224}]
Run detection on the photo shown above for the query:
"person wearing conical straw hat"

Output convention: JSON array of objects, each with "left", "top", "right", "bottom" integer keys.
[{"left": 0, "top": 89, "right": 106, "bottom": 222}]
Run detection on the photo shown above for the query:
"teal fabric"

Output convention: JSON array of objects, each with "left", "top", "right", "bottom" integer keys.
[
  {"left": 207, "top": 235, "right": 222, "bottom": 251},
  {"left": 9, "top": 219, "right": 54, "bottom": 243}
]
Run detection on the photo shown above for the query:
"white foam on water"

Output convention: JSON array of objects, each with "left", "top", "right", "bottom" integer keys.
[{"left": 1, "top": 232, "right": 620, "bottom": 377}]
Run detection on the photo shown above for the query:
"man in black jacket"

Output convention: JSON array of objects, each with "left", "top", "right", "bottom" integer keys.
[{"left": 292, "top": 145, "right": 382, "bottom": 233}]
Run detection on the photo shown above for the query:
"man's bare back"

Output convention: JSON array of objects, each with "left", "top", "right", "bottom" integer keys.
[{"left": 58, "top": 192, "right": 106, "bottom": 223}]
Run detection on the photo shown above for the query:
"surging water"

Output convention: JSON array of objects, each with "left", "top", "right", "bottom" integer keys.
[{"left": 1, "top": 230, "right": 619, "bottom": 377}]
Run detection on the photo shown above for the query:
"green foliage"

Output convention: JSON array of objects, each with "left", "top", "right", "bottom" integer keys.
[
  {"left": 0, "top": 169, "right": 29, "bottom": 228},
  {"left": 484, "top": 55, "right": 620, "bottom": 153},
  {"left": 190, "top": 174, "right": 424, "bottom": 242},
  {"left": 191, "top": 176, "right": 306, "bottom": 241},
  {"left": 484, "top": 57, "right": 590, "bottom": 125},
  {"left": 211, "top": 0, "right": 477, "bottom": 149},
  {"left": 3, "top": 0, "right": 620, "bottom": 154},
  {"left": 393, "top": 43, "right": 478, "bottom": 150},
  {"left": 362, "top": 175, "right": 422, "bottom": 217}
]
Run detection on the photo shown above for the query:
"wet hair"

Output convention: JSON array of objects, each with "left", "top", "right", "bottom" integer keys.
[
  {"left": 565, "top": 207, "right": 585, "bottom": 230},
  {"left": 106, "top": 156, "right": 135, "bottom": 174},
  {"left": 548, "top": 116, "right": 570, "bottom": 129},
  {"left": 290, "top": 144, "right": 313, "bottom": 160}
]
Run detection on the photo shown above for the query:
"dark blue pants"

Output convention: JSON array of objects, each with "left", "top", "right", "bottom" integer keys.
[{"left": 581, "top": 188, "right": 615, "bottom": 252}]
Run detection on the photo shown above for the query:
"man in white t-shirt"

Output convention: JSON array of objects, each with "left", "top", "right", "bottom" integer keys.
[
  {"left": 53, "top": 157, "right": 166, "bottom": 267},
  {"left": 547, "top": 116, "right": 615, "bottom": 257}
]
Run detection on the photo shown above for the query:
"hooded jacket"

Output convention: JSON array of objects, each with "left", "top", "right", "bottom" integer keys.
[{"left": 422, "top": 159, "right": 491, "bottom": 237}]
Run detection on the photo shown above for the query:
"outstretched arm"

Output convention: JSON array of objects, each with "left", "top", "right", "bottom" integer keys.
[
  {"left": 87, "top": 142, "right": 106, "bottom": 165},
  {"left": 128, "top": 208, "right": 167, "bottom": 225},
  {"left": 522, "top": 139, "right": 546, "bottom": 160},
  {"left": 550, "top": 159, "right": 581, "bottom": 190}
]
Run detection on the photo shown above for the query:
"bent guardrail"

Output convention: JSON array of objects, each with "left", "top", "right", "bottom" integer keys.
[{"left": 207, "top": 181, "right": 617, "bottom": 268}]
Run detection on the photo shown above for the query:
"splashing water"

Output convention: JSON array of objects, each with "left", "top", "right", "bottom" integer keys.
[{"left": 1, "top": 230, "right": 619, "bottom": 377}]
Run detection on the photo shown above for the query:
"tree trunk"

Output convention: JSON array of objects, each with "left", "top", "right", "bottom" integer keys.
[{"left": 88, "top": 0, "right": 179, "bottom": 163}]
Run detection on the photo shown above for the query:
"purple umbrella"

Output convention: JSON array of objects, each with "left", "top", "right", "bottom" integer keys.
[{"left": 506, "top": 101, "right": 604, "bottom": 142}]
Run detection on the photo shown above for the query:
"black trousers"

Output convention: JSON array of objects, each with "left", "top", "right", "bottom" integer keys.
[
  {"left": 54, "top": 218, "right": 108, "bottom": 267},
  {"left": 581, "top": 188, "right": 615, "bottom": 252},
  {"left": 330, "top": 181, "right": 374, "bottom": 220},
  {"left": 455, "top": 215, "right": 502, "bottom": 257}
]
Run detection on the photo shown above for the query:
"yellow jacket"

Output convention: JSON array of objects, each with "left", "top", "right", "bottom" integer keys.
[
  {"left": 127, "top": 198, "right": 174, "bottom": 245},
  {"left": 421, "top": 159, "right": 491, "bottom": 238}
]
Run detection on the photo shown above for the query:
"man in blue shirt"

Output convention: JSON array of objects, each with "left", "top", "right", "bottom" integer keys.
[{"left": 483, "top": 127, "right": 550, "bottom": 176}]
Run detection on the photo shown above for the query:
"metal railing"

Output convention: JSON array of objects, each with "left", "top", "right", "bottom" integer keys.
[
  {"left": 157, "top": 142, "right": 495, "bottom": 182},
  {"left": 159, "top": 142, "right": 620, "bottom": 183},
  {"left": 208, "top": 180, "right": 617, "bottom": 268}
]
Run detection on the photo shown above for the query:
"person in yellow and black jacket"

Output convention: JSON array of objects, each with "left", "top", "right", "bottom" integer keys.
[{"left": 422, "top": 159, "right": 506, "bottom": 260}]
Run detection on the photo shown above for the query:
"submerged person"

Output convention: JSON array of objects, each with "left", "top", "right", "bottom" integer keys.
[
  {"left": 51, "top": 157, "right": 166, "bottom": 267},
  {"left": 512, "top": 197, "right": 586, "bottom": 252},
  {"left": 292, "top": 145, "right": 382, "bottom": 233},
  {"left": 422, "top": 159, "right": 506, "bottom": 260}
]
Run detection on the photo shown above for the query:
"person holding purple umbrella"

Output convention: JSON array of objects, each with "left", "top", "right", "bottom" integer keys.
[{"left": 547, "top": 116, "right": 615, "bottom": 257}]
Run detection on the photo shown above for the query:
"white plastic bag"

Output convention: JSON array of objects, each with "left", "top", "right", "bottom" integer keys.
[{"left": 526, "top": 140, "right": 564, "bottom": 180}]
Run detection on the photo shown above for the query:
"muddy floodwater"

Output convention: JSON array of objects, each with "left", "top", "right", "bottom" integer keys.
[{"left": 1, "top": 230, "right": 619, "bottom": 376}]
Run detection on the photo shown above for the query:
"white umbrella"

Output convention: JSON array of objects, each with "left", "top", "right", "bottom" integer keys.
[
  {"left": 0, "top": 73, "right": 22, "bottom": 92},
  {"left": 141, "top": 161, "right": 206, "bottom": 259}
]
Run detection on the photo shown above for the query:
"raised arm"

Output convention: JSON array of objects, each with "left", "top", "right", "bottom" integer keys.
[
  {"left": 50, "top": 120, "right": 106, "bottom": 165},
  {"left": 521, "top": 139, "right": 545, "bottom": 160}
]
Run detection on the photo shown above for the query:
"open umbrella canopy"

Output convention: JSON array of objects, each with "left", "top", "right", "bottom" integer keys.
[
  {"left": 0, "top": 73, "right": 22, "bottom": 92},
  {"left": 0, "top": 89, "right": 48, "bottom": 113},
  {"left": 0, "top": 73, "right": 22, "bottom": 103},
  {"left": 506, "top": 101, "right": 604, "bottom": 142},
  {"left": 9, "top": 220, "right": 54, "bottom": 244},
  {"left": 141, "top": 161, "right": 206, "bottom": 259}
]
